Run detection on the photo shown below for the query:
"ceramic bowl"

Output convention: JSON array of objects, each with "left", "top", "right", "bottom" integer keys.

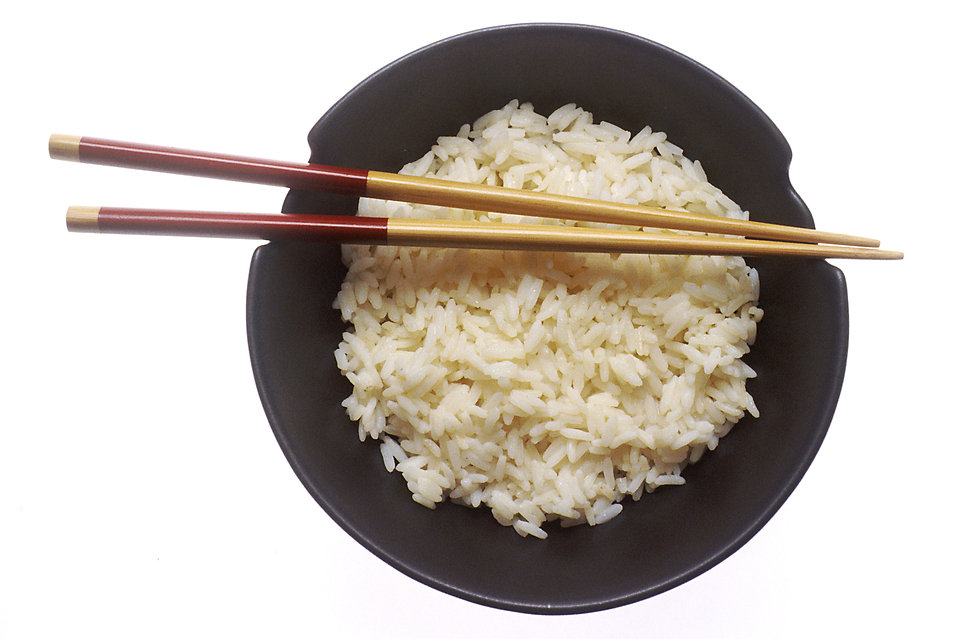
[{"left": 246, "top": 24, "right": 848, "bottom": 614}]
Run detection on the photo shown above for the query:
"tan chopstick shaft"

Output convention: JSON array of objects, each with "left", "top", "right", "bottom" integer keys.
[
  {"left": 367, "top": 172, "right": 881, "bottom": 248},
  {"left": 385, "top": 219, "right": 901, "bottom": 259}
]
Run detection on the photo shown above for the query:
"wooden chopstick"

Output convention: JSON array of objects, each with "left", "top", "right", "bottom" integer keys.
[
  {"left": 64, "top": 207, "right": 903, "bottom": 260},
  {"left": 50, "top": 135, "right": 881, "bottom": 248}
]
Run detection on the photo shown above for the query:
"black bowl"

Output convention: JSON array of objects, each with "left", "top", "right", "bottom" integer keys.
[{"left": 247, "top": 24, "right": 848, "bottom": 614}]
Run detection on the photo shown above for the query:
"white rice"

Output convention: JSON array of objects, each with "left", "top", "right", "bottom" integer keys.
[{"left": 333, "top": 101, "right": 763, "bottom": 538}]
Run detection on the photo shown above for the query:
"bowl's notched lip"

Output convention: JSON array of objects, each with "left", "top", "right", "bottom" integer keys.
[
  {"left": 253, "top": 23, "right": 850, "bottom": 615},
  {"left": 302, "top": 22, "right": 811, "bottom": 234}
]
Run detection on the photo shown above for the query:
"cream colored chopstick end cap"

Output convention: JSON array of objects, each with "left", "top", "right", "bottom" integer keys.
[
  {"left": 66, "top": 206, "right": 100, "bottom": 232},
  {"left": 49, "top": 134, "right": 82, "bottom": 160}
]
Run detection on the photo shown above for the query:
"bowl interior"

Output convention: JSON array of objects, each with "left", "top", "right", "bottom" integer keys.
[{"left": 247, "top": 24, "right": 848, "bottom": 614}]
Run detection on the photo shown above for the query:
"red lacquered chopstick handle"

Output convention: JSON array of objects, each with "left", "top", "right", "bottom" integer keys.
[
  {"left": 66, "top": 206, "right": 388, "bottom": 242},
  {"left": 49, "top": 135, "right": 369, "bottom": 196}
]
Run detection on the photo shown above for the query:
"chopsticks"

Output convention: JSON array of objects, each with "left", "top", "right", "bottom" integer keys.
[
  {"left": 50, "top": 134, "right": 883, "bottom": 249},
  {"left": 64, "top": 206, "right": 904, "bottom": 260}
]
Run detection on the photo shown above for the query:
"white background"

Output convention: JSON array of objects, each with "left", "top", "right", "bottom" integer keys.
[{"left": 3, "top": 2, "right": 954, "bottom": 637}]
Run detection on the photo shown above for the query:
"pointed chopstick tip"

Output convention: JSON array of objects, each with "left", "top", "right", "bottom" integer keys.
[{"left": 49, "top": 134, "right": 82, "bottom": 160}]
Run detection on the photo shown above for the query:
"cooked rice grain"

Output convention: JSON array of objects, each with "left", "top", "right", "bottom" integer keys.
[{"left": 333, "top": 101, "right": 763, "bottom": 538}]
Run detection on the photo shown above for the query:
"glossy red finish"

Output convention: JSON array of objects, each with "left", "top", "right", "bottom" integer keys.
[
  {"left": 77, "top": 137, "right": 369, "bottom": 195},
  {"left": 96, "top": 208, "right": 388, "bottom": 242}
]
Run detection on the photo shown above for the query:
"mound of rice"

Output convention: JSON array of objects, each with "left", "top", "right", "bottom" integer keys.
[{"left": 333, "top": 100, "right": 763, "bottom": 538}]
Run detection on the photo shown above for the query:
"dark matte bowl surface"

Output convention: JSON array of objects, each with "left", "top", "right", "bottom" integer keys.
[{"left": 247, "top": 24, "right": 848, "bottom": 614}]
